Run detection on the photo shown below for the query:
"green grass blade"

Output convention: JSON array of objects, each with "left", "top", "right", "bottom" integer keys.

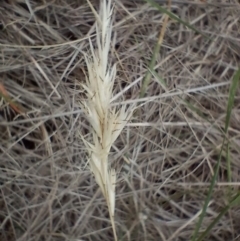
[
  {"left": 152, "top": 69, "right": 167, "bottom": 88},
  {"left": 180, "top": 98, "right": 212, "bottom": 123},
  {"left": 141, "top": 0, "right": 211, "bottom": 97},
  {"left": 226, "top": 142, "right": 231, "bottom": 183},
  {"left": 191, "top": 144, "right": 224, "bottom": 241},
  {"left": 191, "top": 68, "right": 240, "bottom": 241},
  {"left": 224, "top": 68, "right": 240, "bottom": 132},
  {"left": 144, "top": 0, "right": 209, "bottom": 38},
  {"left": 196, "top": 192, "right": 240, "bottom": 241},
  {"left": 140, "top": 41, "right": 161, "bottom": 97},
  {"left": 225, "top": 68, "right": 240, "bottom": 185}
]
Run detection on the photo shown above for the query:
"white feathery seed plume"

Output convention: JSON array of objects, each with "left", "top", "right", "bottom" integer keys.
[{"left": 81, "top": 0, "right": 133, "bottom": 240}]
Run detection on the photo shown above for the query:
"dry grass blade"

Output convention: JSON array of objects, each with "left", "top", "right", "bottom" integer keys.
[{"left": 80, "top": 0, "right": 133, "bottom": 240}]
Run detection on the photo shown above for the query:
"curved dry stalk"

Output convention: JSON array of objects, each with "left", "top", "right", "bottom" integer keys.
[{"left": 81, "top": 0, "right": 133, "bottom": 240}]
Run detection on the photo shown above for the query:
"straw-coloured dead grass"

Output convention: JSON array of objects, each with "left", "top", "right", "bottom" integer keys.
[{"left": 0, "top": 0, "right": 240, "bottom": 241}]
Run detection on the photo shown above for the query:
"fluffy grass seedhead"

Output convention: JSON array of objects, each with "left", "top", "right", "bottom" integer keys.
[{"left": 81, "top": 0, "right": 133, "bottom": 239}]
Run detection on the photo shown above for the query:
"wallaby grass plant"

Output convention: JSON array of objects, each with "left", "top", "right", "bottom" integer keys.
[
  {"left": 0, "top": 0, "right": 240, "bottom": 241},
  {"left": 80, "top": 0, "right": 133, "bottom": 239}
]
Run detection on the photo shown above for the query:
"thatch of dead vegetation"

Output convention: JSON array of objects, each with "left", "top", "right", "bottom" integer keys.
[{"left": 0, "top": 0, "right": 240, "bottom": 241}]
